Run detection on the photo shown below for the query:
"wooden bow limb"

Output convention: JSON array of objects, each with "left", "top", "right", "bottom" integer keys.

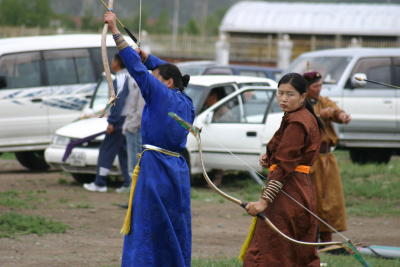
[{"left": 101, "top": 0, "right": 116, "bottom": 110}]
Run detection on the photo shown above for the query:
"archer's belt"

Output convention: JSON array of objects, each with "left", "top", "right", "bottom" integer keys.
[
  {"left": 142, "top": 144, "right": 180, "bottom": 157},
  {"left": 269, "top": 164, "right": 310, "bottom": 174}
]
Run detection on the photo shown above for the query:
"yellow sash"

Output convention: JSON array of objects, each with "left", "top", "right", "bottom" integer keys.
[
  {"left": 238, "top": 164, "right": 310, "bottom": 260},
  {"left": 120, "top": 146, "right": 180, "bottom": 235},
  {"left": 238, "top": 217, "right": 257, "bottom": 261}
]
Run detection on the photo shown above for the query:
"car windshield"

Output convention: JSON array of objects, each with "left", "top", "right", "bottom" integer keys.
[
  {"left": 184, "top": 84, "right": 208, "bottom": 114},
  {"left": 287, "top": 56, "right": 351, "bottom": 84},
  {"left": 91, "top": 79, "right": 109, "bottom": 111},
  {"left": 179, "top": 66, "right": 209, "bottom": 76}
]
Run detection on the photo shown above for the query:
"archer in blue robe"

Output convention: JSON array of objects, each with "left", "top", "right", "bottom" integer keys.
[{"left": 118, "top": 46, "right": 194, "bottom": 267}]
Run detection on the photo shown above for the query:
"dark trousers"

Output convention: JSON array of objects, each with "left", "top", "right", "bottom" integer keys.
[{"left": 95, "top": 121, "right": 130, "bottom": 187}]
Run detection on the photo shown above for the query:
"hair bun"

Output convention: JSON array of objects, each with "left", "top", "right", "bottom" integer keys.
[{"left": 182, "top": 74, "right": 190, "bottom": 87}]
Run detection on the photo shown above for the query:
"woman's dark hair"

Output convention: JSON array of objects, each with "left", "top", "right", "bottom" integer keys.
[
  {"left": 278, "top": 73, "right": 324, "bottom": 130},
  {"left": 114, "top": 53, "right": 125, "bottom": 69},
  {"left": 157, "top": 63, "right": 190, "bottom": 91}
]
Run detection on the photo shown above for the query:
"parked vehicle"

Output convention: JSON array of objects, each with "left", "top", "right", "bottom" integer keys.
[
  {"left": 44, "top": 75, "right": 279, "bottom": 183},
  {"left": 0, "top": 34, "right": 135, "bottom": 171},
  {"left": 177, "top": 61, "right": 282, "bottom": 81},
  {"left": 287, "top": 47, "right": 400, "bottom": 164}
]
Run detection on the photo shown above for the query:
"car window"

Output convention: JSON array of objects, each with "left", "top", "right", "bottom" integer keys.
[
  {"left": 89, "top": 47, "right": 118, "bottom": 79},
  {"left": 270, "top": 98, "right": 281, "bottom": 113},
  {"left": 392, "top": 57, "right": 400, "bottom": 87},
  {"left": 204, "top": 67, "right": 233, "bottom": 75},
  {"left": 212, "top": 89, "right": 274, "bottom": 124},
  {"left": 91, "top": 79, "right": 109, "bottom": 111},
  {"left": 239, "top": 82, "right": 272, "bottom": 87},
  {"left": 179, "top": 66, "right": 208, "bottom": 76},
  {"left": 200, "top": 85, "right": 235, "bottom": 113},
  {"left": 183, "top": 84, "right": 208, "bottom": 114},
  {"left": 288, "top": 56, "right": 351, "bottom": 84},
  {"left": 238, "top": 70, "right": 266, "bottom": 78},
  {"left": 44, "top": 49, "right": 95, "bottom": 86},
  {"left": 347, "top": 57, "right": 391, "bottom": 89},
  {"left": 0, "top": 52, "right": 42, "bottom": 89}
]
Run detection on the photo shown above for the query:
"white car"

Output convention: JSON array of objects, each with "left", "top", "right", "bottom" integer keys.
[
  {"left": 45, "top": 75, "right": 281, "bottom": 183},
  {"left": 287, "top": 48, "right": 400, "bottom": 164},
  {"left": 0, "top": 34, "right": 134, "bottom": 171}
]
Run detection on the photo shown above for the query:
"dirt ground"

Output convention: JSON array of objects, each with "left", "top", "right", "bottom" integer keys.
[{"left": 0, "top": 159, "right": 399, "bottom": 267}]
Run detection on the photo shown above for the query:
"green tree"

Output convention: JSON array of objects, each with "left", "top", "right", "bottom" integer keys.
[
  {"left": 26, "top": 0, "right": 53, "bottom": 27},
  {"left": 81, "top": 9, "right": 100, "bottom": 31},
  {"left": 151, "top": 8, "right": 171, "bottom": 34},
  {"left": 124, "top": 7, "right": 148, "bottom": 36},
  {"left": 0, "top": 0, "right": 26, "bottom": 26},
  {"left": 184, "top": 19, "right": 200, "bottom": 35},
  {"left": 205, "top": 8, "right": 227, "bottom": 36},
  {"left": 0, "top": 0, "right": 52, "bottom": 27}
]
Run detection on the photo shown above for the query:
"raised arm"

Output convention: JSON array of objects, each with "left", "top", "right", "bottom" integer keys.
[{"left": 104, "top": 11, "right": 170, "bottom": 104}]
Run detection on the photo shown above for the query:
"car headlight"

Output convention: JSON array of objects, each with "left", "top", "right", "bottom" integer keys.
[{"left": 52, "top": 135, "right": 71, "bottom": 146}]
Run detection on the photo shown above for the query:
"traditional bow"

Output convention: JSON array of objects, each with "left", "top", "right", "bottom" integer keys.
[
  {"left": 101, "top": 0, "right": 116, "bottom": 111},
  {"left": 168, "top": 112, "right": 371, "bottom": 267},
  {"left": 98, "top": 0, "right": 141, "bottom": 46}
]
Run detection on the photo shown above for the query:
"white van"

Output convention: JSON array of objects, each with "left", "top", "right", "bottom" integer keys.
[
  {"left": 287, "top": 48, "right": 400, "bottom": 164},
  {"left": 0, "top": 34, "right": 131, "bottom": 170}
]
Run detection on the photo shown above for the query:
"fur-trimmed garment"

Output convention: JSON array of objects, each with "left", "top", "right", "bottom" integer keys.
[{"left": 243, "top": 107, "right": 321, "bottom": 267}]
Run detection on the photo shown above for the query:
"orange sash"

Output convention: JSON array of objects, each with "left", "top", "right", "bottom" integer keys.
[{"left": 269, "top": 164, "right": 310, "bottom": 174}]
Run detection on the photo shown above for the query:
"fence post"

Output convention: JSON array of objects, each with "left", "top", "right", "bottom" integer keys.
[
  {"left": 277, "top": 34, "right": 293, "bottom": 70},
  {"left": 216, "top": 33, "right": 230, "bottom": 65}
]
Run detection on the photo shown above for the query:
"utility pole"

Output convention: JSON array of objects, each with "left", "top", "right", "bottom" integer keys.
[
  {"left": 172, "top": 0, "right": 180, "bottom": 50},
  {"left": 201, "top": 0, "right": 209, "bottom": 37}
]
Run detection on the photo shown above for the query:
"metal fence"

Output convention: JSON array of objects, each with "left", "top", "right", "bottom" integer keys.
[{"left": 1, "top": 26, "right": 399, "bottom": 64}]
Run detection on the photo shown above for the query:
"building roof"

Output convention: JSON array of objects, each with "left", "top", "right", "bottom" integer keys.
[{"left": 220, "top": 1, "right": 400, "bottom": 36}]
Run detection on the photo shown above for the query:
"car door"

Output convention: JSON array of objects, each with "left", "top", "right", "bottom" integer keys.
[
  {"left": 341, "top": 57, "right": 397, "bottom": 141},
  {"left": 194, "top": 87, "right": 275, "bottom": 171},
  {"left": 0, "top": 51, "right": 50, "bottom": 150}
]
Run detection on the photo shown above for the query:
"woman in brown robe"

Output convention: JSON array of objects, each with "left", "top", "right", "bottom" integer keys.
[
  {"left": 303, "top": 71, "right": 351, "bottom": 242},
  {"left": 242, "top": 73, "right": 323, "bottom": 267}
]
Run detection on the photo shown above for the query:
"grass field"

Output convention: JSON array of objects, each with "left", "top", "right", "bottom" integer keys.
[
  {"left": 1, "top": 150, "right": 399, "bottom": 265},
  {"left": 192, "top": 254, "right": 400, "bottom": 266},
  {"left": 0, "top": 152, "right": 15, "bottom": 160}
]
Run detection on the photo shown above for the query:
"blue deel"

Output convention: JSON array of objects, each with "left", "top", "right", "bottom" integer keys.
[{"left": 119, "top": 47, "right": 195, "bottom": 267}]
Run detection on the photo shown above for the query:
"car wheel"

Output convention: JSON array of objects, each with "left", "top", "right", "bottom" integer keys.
[
  {"left": 15, "top": 151, "right": 50, "bottom": 171},
  {"left": 71, "top": 173, "right": 95, "bottom": 184},
  {"left": 349, "top": 148, "right": 392, "bottom": 164}
]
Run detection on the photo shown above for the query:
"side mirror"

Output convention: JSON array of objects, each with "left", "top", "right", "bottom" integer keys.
[
  {"left": 0, "top": 76, "right": 7, "bottom": 89},
  {"left": 351, "top": 73, "right": 367, "bottom": 88}
]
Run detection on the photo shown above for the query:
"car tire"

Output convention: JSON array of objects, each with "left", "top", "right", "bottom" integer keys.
[
  {"left": 71, "top": 173, "right": 95, "bottom": 184},
  {"left": 15, "top": 151, "right": 50, "bottom": 171},
  {"left": 349, "top": 148, "right": 392, "bottom": 164}
]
